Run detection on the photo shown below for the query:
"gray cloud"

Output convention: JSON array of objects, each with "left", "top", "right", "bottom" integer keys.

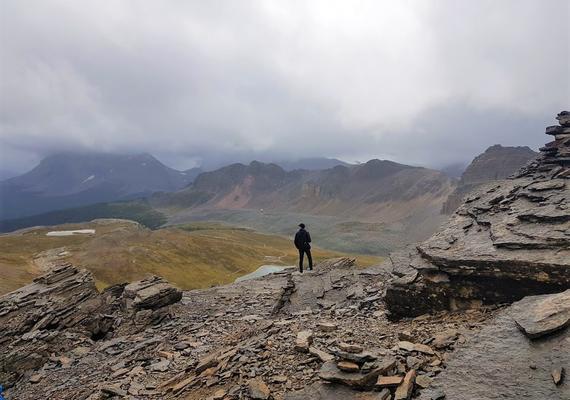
[{"left": 1, "top": 0, "right": 568, "bottom": 173}]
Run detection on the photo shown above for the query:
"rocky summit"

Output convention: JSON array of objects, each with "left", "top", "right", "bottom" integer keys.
[
  {"left": 385, "top": 112, "right": 569, "bottom": 318},
  {"left": 2, "top": 114, "right": 570, "bottom": 399}
]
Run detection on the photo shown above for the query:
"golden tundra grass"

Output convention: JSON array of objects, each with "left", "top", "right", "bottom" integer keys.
[{"left": 0, "top": 220, "right": 382, "bottom": 294}]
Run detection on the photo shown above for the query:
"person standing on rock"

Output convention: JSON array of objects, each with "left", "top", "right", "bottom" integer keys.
[{"left": 294, "top": 223, "right": 313, "bottom": 273}]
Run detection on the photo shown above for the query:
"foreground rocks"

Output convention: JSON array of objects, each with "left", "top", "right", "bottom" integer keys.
[
  {"left": 386, "top": 112, "right": 570, "bottom": 318},
  {"left": 3, "top": 258, "right": 499, "bottom": 399},
  {"left": 0, "top": 264, "right": 182, "bottom": 391},
  {"left": 419, "top": 291, "right": 570, "bottom": 400}
]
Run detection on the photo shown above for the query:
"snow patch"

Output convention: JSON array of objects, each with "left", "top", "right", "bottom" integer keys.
[
  {"left": 46, "top": 229, "right": 96, "bottom": 237},
  {"left": 81, "top": 175, "right": 95, "bottom": 184}
]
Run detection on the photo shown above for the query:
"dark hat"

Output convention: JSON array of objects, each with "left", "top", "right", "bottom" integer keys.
[{"left": 298, "top": 223, "right": 305, "bottom": 228}]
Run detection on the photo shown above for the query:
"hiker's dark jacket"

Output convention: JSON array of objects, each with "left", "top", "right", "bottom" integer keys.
[{"left": 294, "top": 229, "right": 312, "bottom": 250}]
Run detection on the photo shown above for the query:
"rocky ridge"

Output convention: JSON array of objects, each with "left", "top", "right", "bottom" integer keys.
[
  {"left": 441, "top": 144, "right": 538, "bottom": 214},
  {"left": 385, "top": 112, "right": 569, "bottom": 318},
  {"left": 2, "top": 258, "right": 501, "bottom": 399}
]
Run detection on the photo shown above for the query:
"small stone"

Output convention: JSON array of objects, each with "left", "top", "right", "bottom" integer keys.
[
  {"left": 395, "top": 369, "right": 416, "bottom": 400},
  {"left": 101, "top": 385, "right": 127, "bottom": 397},
  {"left": 552, "top": 366, "right": 565, "bottom": 386},
  {"left": 376, "top": 375, "right": 403, "bottom": 387},
  {"left": 413, "top": 343, "right": 435, "bottom": 355},
  {"left": 398, "top": 331, "right": 414, "bottom": 342},
  {"left": 432, "top": 330, "right": 459, "bottom": 349},
  {"left": 416, "top": 374, "right": 433, "bottom": 388},
  {"left": 398, "top": 341, "right": 416, "bottom": 352},
  {"left": 295, "top": 330, "right": 313, "bottom": 352},
  {"left": 338, "top": 342, "right": 363, "bottom": 354},
  {"left": 316, "top": 321, "right": 338, "bottom": 332},
  {"left": 29, "top": 374, "right": 44, "bottom": 384},
  {"left": 406, "top": 355, "right": 423, "bottom": 369},
  {"left": 174, "top": 342, "right": 189, "bottom": 350},
  {"left": 309, "top": 346, "right": 334, "bottom": 363},
  {"left": 272, "top": 375, "right": 288, "bottom": 383},
  {"left": 337, "top": 361, "right": 360, "bottom": 372},
  {"left": 248, "top": 378, "right": 271, "bottom": 400},
  {"left": 150, "top": 359, "right": 171, "bottom": 372},
  {"left": 211, "top": 389, "right": 227, "bottom": 399}
]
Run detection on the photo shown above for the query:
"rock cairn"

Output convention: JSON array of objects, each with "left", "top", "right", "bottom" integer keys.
[
  {"left": 519, "top": 110, "right": 570, "bottom": 177},
  {"left": 385, "top": 112, "right": 570, "bottom": 318}
]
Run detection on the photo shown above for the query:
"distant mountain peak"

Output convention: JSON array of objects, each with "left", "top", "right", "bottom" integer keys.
[{"left": 0, "top": 152, "right": 202, "bottom": 220}]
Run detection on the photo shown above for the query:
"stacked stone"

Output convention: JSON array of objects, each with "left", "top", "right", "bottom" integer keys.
[{"left": 537, "top": 110, "right": 570, "bottom": 175}]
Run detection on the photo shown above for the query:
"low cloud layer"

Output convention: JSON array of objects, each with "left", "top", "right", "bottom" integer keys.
[{"left": 1, "top": 0, "right": 568, "bottom": 173}]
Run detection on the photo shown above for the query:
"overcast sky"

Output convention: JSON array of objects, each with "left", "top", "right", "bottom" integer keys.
[{"left": 1, "top": 0, "right": 568, "bottom": 174}]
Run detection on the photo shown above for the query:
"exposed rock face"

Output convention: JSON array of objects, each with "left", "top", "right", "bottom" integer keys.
[
  {"left": 441, "top": 144, "right": 538, "bottom": 214},
  {"left": 419, "top": 291, "right": 570, "bottom": 400},
  {"left": 386, "top": 112, "right": 570, "bottom": 318},
  {"left": 0, "top": 264, "right": 182, "bottom": 388}
]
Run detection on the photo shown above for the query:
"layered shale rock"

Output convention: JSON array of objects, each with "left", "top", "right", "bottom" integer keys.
[
  {"left": 5, "top": 258, "right": 494, "bottom": 399},
  {"left": 442, "top": 144, "right": 538, "bottom": 214},
  {"left": 0, "top": 264, "right": 182, "bottom": 388},
  {"left": 385, "top": 112, "right": 570, "bottom": 318}
]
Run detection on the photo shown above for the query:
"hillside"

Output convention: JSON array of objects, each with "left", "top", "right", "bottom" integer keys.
[
  {"left": 441, "top": 145, "right": 537, "bottom": 213},
  {"left": 0, "top": 153, "right": 201, "bottom": 220},
  {"left": 0, "top": 219, "right": 380, "bottom": 295},
  {"left": 152, "top": 159, "right": 456, "bottom": 254}
]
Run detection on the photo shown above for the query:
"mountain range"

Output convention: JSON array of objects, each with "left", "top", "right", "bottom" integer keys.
[
  {"left": 0, "top": 148, "right": 540, "bottom": 255},
  {"left": 0, "top": 153, "right": 202, "bottom": 220},
  {"left": 153, "top": 159, "right": 454, "bottom": 224}
]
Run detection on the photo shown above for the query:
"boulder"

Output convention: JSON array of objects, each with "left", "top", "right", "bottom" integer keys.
[
  {"left": 513, "top": 289, "right": 570, "bottom": 339},
  {"left": 123, "top": 276, "right": 182, "bottom": 310}
]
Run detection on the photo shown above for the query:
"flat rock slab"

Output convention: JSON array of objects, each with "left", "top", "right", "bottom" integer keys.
[
  {"left": 319, "top": 358, "right": 396, "bottom": 389},
  {"left": 285, "top": 382, "right": 391, "bottom": 400},
  {"left": 419, "top": 292, "right": 570, "bottom": 400},
  {"left": 513, "top": 289, "right": 570, "bottom": 339}
]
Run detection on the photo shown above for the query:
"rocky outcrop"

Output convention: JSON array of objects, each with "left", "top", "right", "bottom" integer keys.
[
  {"left": 385, "top": 112, "right": 570, "bottom": 318},
  {"left": 0, "top": 264, "right": 182, "bottom": 388},
  {"left": 5, "top": 257, "right": 497, "bottom": 399},
  {"left": 419, "top": 291, "right": 570, "bottom": 400},
  {"left": 441, "top": 144, "right": 537, "bottom": 214}
]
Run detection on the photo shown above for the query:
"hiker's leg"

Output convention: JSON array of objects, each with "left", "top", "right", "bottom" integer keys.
[
  {"left": 307, "top": 249, "right": 313, "bottom": 270},
  {"left": 299, "top": 250, "right": 304, "bottom": 273}
]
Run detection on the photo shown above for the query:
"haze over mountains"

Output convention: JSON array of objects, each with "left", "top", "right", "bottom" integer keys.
[
  {"left": 0, "top": 147, "right": 541, "bottom": 255},
  {"left": 0, "top": 153, "right": 202, "bottom": 220}
]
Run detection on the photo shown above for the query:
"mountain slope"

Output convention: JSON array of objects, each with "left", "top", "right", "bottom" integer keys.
[
  {"left": 151, "top": 159, "right": 456, "bottom": 254},
  {"left": 154, "top": 159, "right": 455, "bottom": 223},
  {"left": 276, "top": 157, "right": 352, "bottom": 171},
  {"left": 0, "top": 153, "right": 201, "bottom": 219},
  {"left": 441, "top": 145, "right": 537, "bottom": 214}
]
